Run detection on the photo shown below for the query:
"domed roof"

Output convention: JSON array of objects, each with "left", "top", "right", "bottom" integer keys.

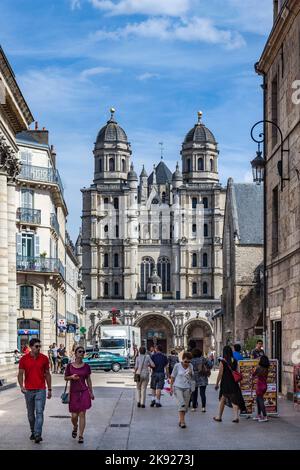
[
  {"left": 95, "top": 108, "right": 128, "bottom": 146},
  {"left": 127, "top": 162, "right": 138, "bottom": 181},
  {"left": 172, "top": 162, "right": 182, "bottom": 181},
  {"left": 184, "top": 111, "right": 216, "bottom": 144}
]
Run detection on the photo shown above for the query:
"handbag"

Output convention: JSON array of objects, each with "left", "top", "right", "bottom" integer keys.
[
  {"left": 134, "top": 355, "right": 146, "bottom": 383},
  {"left": 232, "top": 369, "right": 243, "bottom": 383},
  {"left": 61, "top": 381, "right": 69, "bottom": 404}
]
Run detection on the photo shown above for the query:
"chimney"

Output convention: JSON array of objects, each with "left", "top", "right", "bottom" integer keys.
[
  {"left": 35, "top": 121, "right": 39, "bottom": 130},
  {"left": 50, "top": 144, "right": 56, "bottom": 167}
]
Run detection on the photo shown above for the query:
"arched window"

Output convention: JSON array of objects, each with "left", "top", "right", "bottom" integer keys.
[
  {"left": 203, "top": 253, "right": 208, "bottom": 267},
  {"left": 210, "top": 159, "right": 214, "bottom": 172},
  {"left": 20, "top": 285, "right": 34, "bottom": 309},
  {"left": 114, "top": 282, "right": 119, "bottom": 296},
  {"left": 192, "top": 282, "right": 197, "bottom": 295},
  {"left": 140, "top": 257, "right": 155, "bottom": 293},
  {"left": 114, "top": 253, "right": 119, "bottom": 267},
  {"left": 98, "top": 158, "right": 102, "bottom": 172},
  {"left": 187, "top": 158, "right": 191, "bottom": 172},
  {"left": 104, "top": 224, "right": 108, "bottom": 233},
  {"left": 104, "top": 283, "right": 109, "bottom": 296},
  {"left": 192, "top": 253, "right": 197, "bottom": 267},
  {"left": 198, "top": 157, "right": 204, "bottom": 171},
  {"left": 203, "top": 281, "right": 208, "bottom": 295},
  {"left": 122, "top": 159, "right": 126, "bottom": 172},
  {"left": 104, "top": 253, "right": 109, "bottom": 268},
  {"left": 192, "top": 197, "right": 197, "bottom": 209},
  {"left": 115, "top": 225, "right": 119, "bottom": 238},
  {"left": 157, "top": 256, "right": 171, "bottom": 292},
  {"left": 192, "top": 223, "right": 197, "bottom": 234},
  {"left": 204, "top": 224, "right": 208, "bottom": 237},
  {"left": 104, "top": 197, "right": 109, "bottom": 205},
  {"left": 114, "top": 197, "right": 119, "bottom": 209},
  {"left": 109, "top": 158, "right": 115, "bottom": 172},
  {"left": 203, "top": 197, "right": 208, "bottom": 209}
]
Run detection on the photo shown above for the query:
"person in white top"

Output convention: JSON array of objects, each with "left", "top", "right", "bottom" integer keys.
[
  {"left": 170, "top": 351, "right": 194, "bottom": 428},
  {"left": 134, "top": 346, "right": 155, "bottom": 408}
]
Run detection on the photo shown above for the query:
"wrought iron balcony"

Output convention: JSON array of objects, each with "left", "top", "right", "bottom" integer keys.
[
  {"left": 18, "top": 164, "right": 64, "bottom": 195},
  {"left": 17, "top": 256, "right": 65, "bottom": 278},
  {"left": 17, "top": 207, "right": 41, "bottom": 225},
  {"left": 20, "top": 297, "right": 34, "bottom": 309},
  {"left": 50, "top": 213, "right": 60, "bottom": 234}
]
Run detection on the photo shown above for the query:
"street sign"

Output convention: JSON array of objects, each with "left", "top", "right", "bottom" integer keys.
[
  {"left": 74, "top": 334, "right": 80, "bottom": 342},
  {"left": 80, "top": 326, "right": 86, "bottom": 334},
  {"left": 58, "top": 319, "right": 66, "bottom": 327}
]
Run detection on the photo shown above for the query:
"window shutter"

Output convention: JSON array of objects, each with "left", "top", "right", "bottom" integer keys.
[
  {"left": 35, "top": 236, "right": 40, "bottom": 257},
  {"left": 16, "top": 234, "right": 22, "bottom": 256}
]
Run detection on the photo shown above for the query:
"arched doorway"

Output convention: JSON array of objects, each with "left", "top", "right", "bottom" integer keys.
[
  {"left": 135, "top": 313, "right": 175, "bottom": 353},
  {"left": 183, "top": 319, "right": 213, "bottom": 355}
]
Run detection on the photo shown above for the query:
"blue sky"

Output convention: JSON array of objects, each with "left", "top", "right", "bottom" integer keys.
[{"left": 0, "top": 0, "right": 273, "bottom": 241}]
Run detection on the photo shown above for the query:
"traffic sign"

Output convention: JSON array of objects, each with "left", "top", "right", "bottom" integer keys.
[{"left": 80, "top": 326, "right": 86, "bottom": 334}]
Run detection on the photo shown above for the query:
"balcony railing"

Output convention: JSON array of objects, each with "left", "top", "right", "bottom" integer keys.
[
  {"left": 18, "top": 164, "right": 64, "bottom": 195},
  {"left": 50, "top": 213, "right": 60, "bottom": 235},
  {"left": 20, "top": 297, "right": 34, "bottom": 309},
  {"left": 17, "top": 256, "right": 65, "bottom": 278},
  {"left": 17, "top": 207, "right": 41, "bottom": 225}
]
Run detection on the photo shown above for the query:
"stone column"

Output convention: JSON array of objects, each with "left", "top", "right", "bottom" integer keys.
[
  {"left": 7, "top": 180, "right": 17, "bottom": 351},
  {"left": 0, "top": 170, "right": 9, "bottom": 352}
]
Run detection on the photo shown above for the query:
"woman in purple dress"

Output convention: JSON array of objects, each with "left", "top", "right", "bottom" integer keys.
[{"left": 65, "top": 346, "right": 94, "bottom": 443}]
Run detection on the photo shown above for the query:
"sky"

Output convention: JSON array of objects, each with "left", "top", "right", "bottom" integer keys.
[{"left": 0, "top": 0, "right": 273, "bottom": 242}]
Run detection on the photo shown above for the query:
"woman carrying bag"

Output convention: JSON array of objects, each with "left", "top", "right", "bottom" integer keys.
[
  {"left": 170, "top": 352, "right": 195, "bottom": 428},
  {"left": 134, "top": 346, "right": 155, "bottom": 408},
  {"left": 64, "top": 346, "right": 94, "bottom": 443}
]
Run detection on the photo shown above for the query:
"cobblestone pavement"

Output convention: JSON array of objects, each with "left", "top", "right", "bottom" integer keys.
[{"left": 0, "top": 370, "right": 300, "bottom": 450}]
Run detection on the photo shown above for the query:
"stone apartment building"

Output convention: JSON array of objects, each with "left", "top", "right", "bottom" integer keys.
[
  {"left": 81, "top": 109, "right": 226, "bottom": 353},
  {"left": 221, "top": 179, "right": 263, "bottom": 350},
  {"left": 255, "top": 0, "right": 300, "bottom": 396},
  {"left": 0, "top": 46, "right": 33, "bottom": 387}
]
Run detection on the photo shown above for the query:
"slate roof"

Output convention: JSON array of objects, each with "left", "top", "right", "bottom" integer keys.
[
  {"left": 184, "top": 123, "right": 216, "bottom": 144},
  {"left": 95, "top": 117, "right": 128, "bottom": 145},
  {"left": 148, "top": 161, "right": 173, "bottom": 185},
  {"left": 231, "top": 182, "right": 263, "bottom": 245}
]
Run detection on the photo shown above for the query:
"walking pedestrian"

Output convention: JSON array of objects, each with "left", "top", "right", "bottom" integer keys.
[
  {"left": 191, "top": 348, "right": 212, "bottom": 412},
  {"left": 150, "top": 344, "right": 169, "bottom": 408},
  {"left": 47, "top": 344, "right": 54, "bottom": 372},
  {"left": 51, "top": 343, "right": 59, "bottom": 373},
  {"left": 167, "top": 349, "right": 179, "bottom": 376},
  {"left": 252, "top": 355, "right": 270, "bottom": 422},
  {"left": 134, "top": 346, "right": 155, "bottom": 408},
  {"left": 213, "top": 345, "right": 244, "bottom": 423},
  {"left": 57, "top": 343, "right": 66, "bottom": 373},
  {"left": 170, "top": 352, "right": 194, "bottom": 428},
  {"left": 64, "top": 346, "right": 94, "bottom": 444},
  {"left": 251, "top": 339, "right": 265, "bottom": 359},
  {"left": 17, "top": 338, "right": 52, "bottom": 443}
]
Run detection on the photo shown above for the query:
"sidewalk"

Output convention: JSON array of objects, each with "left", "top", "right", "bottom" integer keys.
[{"left": 0, "top": 370, "right": 299, "bottom": 450}]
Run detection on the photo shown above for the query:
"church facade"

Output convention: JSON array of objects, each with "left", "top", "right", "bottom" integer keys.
[{"left": 80, "top": 109, "right": 226, "bottom": 353}]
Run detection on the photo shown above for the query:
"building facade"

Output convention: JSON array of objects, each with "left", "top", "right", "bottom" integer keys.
[
  {"left": 256, "top": 0, "right": 300, "bottom": 396},
  {"left": 81, "top": 109, "right": 226, "bottom": 353},
  {"left": 0, "top": 46, "right": 33, "bottom": 386},
  {"left": 221, "top": 179, "right": 264, "bottom": 350}
]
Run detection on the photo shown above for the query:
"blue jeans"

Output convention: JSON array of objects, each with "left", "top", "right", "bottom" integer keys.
[{"left": 24, "top": 390, "right": 46, "bottom": 436}]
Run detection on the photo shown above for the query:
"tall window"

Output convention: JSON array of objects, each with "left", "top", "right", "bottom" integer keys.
[
  {"left": 114, "top": 253, "right": 119, "bottom": 267},
  {"left": 104, "top": 253, "right": 109, "bottom": 268},
  {"left": 20, "top": 285, "right": 33, "bottom": 309},
  {"left": 20, "top": 150, "right": 32, "bottom": 165},
  {"left": 192, "top": 282, "right": 197, "bottom": 295},
  {"left": 192, "top": 253, "right": 197, "bottom": 267},
  {"left": 210, "top": 159, "right": 214, "bottom": 172},
  {"left": 140, "top": 257, "right": 155, "bottom": 292},
  {"left": 98, "top": 158, "right": 102, "bottom": 172},
  {"left": 271, "top": 75, "right": 278, "bottom": 147},
  {"left": 21, "top": 189, "right": 34, "bottom": 208},
  {"left": 203, "top": 253, "right": 208, "bottom": 267},
  {"left": 115, "top": 225, "right": 119, "bottom": 238},
  {"left": 203, "top": 281, "right": 208, "bottom": 295},
  {"left": 157, "top": 256, "right": 171, "bottom": 292},
  {"left": 192, "top": 197, "right": 197, "bottom": 209},
  {"left": 272, "top": 186, "right": 279, "bottom": 256},
  {"left": 204, "top": 224, "right": 208, "bottom": 237},
  {"left": 187, "top": 158, "right": 191, "bottom": 172},
  {"left": 104, "top": 198, "right": 109, "bottom": 205},
  {"left": 162, "top": 192, "right": 166, "bottom": 204},
  {"left": 114, "top": 198, "right": 119, "bottom": 209},
  {"left": 122, "top": 159, "right": 126, "bottom": 172},
  {"left": 104, "top": 283, "right": 109, "bottom": 296},
  {"left": 202, "top": 197, "right": 208, "bottom": 209},
  {"left": 192, "top": 223, "right": 197, "bottom": 235},
  {"left": 114, "top": 282, "right": 119, "bottom": 296},
  {"left": 198, "top": 158, "right": 204, "bottom": 171},
  {"left": 109, "top": 157, "right": 115, "bottom": 172}
]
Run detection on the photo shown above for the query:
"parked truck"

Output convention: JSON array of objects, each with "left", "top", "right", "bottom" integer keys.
[{"left": 99, "top": 325, "right": 141, "bottom": 366}]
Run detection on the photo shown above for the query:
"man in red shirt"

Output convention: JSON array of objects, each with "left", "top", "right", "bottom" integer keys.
[{"left": 18, "top": 338, "right": 52, "bottom": 443}]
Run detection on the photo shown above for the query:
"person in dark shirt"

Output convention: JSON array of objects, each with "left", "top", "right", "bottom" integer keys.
[
  {"left": 150, "top": 345, "right": 168, "bottom": 408},
  {"left": 251, "top": 340, "right": 265, "bottom": 359}
]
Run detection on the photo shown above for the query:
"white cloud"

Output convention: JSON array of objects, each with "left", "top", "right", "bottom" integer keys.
[
  {"left": 89, "top": 0, "right": 191, "bottom": 17},
  {"left": 93, "top": 16, "right": 245, "bottom": 49},
  {"left": 80, "top": 66, "right": 119, "bottom": 79},
  {"left": 70, "top": 0, "right": 81, "bottom": 9},
  {"left": 137, "top": 72, "right": 160, "bottom": 81}
]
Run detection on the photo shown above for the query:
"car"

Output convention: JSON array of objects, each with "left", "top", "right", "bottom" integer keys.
[{"left": 83, "top": 350, "right": 128, "bottom": 372}]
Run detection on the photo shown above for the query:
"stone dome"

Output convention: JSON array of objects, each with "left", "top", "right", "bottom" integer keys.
[
  {"left": 127, "top": 163, "right": 138, "bottom": 181},
  {"left": 172, "top": 162, "right": 183, "bottom": 181},
  {"left": 184, "top": 111, "right": 216, "bottom": 144},
  {"left": 95, "top": 109, "right": 128, "bottom": 146}
]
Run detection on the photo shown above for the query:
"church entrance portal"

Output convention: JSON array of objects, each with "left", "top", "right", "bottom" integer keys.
[{"left": 135, "top": 314, "right": 174, "bottom": 354}]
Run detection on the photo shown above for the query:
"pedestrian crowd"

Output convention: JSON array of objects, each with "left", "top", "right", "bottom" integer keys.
[{"left": 17, "top": 337, "right": 269, "bottom": 444}]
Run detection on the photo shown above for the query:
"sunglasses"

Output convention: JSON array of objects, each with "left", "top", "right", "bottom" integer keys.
[
  {"left": 77, "top": 350, "right": 85, "bottom": 354},
  {"left": 34, "top": 344, "right": 41, "bottom": 348},
  {"left": 183, "top": 360, "right": 191, "bottom": 364}
]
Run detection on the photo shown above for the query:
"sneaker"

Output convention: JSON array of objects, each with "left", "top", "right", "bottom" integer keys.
[
  {"left": 156, "top": 402, "right": 162, "bottom": 407},
  {"left": 150, "top": 400, "right": 156, "bottom": 407},
  {"left": 30, "top": 433, "right": 35, "bottom": 440},
  {"left": 252, "top": 416, "right": 261, "bottom": 421},
  {"left": 191, "top": 408, "right": 197, "bottom": 412},
  {"left": 258, "top": 417, "right": 269, "bottom": 422},
  {"left": 202, "top": 408, "right": 206, "bottom": 413},
  {"left": 34, "top": 435, "right": 43, "bottom": 444},
  {"left": 141, "top": 404, "right": 145, "bottom": 408}
]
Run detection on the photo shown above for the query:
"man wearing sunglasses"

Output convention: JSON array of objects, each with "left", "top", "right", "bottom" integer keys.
[{"left": 18, "top": 338, "right": 52, "bottom": 444}]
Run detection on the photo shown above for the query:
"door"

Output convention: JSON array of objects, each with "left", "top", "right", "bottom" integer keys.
[
  {"left": 22, "top": 233, "right": 34, "bottom": 257},
  {"left": 272, "top": 320, "right": 282, "bottom": 392}
]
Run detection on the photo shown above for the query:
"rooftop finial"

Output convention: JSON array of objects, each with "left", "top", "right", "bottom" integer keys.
[
  {"left": 110, "top": 107, "right": 116, "bottom": 120},
  {"left": 197, "top": 110, "right": 203, "bottom": 124},
  {"left": 159, "top": 142, "right": 164, "bottom": 160}
]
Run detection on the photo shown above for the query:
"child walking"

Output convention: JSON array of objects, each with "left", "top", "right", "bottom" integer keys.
[{"left": 252, "top": 355, "right": 270, "bottom": 422}]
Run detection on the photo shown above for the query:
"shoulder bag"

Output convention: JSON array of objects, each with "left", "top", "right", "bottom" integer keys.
[
  {"left": 61, "top": 380, "right": 70, "bottom": 404},
  {"left": 134, "top": 355, "right": 146, "bottom": 383}
]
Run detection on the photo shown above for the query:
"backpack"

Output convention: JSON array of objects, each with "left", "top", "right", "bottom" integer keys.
[{"left": 197, "top": 358, "right": 211, "bottom": 377}]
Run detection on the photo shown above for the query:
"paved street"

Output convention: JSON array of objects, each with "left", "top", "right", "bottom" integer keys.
[{"left": 0, "top": 370, "right": 300, "bottom": 450}]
